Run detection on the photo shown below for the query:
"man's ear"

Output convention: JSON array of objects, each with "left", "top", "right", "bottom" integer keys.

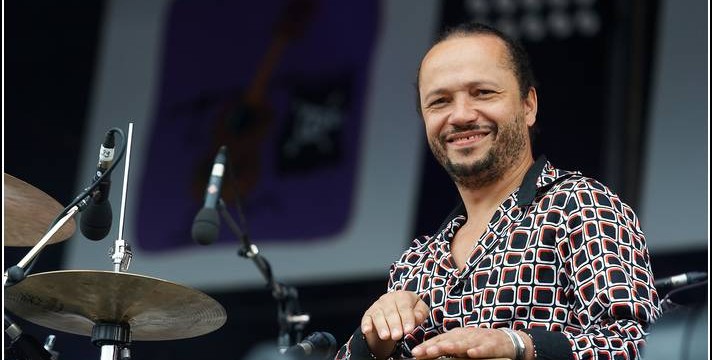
[{"left": 524, "top": 87, "right": 538, "bottom": 127}]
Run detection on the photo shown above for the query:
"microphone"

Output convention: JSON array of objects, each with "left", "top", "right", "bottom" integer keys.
[
  {"left": 284, "top": 332, "right": 338, "bottom": 360},
  {"left": 654, "top": 272, "right": 707, "bottom": 290},
  {"left": 80, "top": 131, "right": 116, "bottom": 240},
  {"left": 192, "top": 146, "right": 228, "bottom": 245}
]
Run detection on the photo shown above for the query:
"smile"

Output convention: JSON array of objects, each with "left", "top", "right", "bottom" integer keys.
[{"left": 445, "top": 130, "right": 492, "bottom": 146}]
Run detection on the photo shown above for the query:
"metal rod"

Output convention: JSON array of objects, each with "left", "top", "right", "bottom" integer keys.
[
  {"left": 100, "top": 344, "right": 118, "bottom": 360},
  {"left": 112, "top": 123, "right": 134, "bottom": 273},
  {"left": 117, "top": 123, "right": 133, "bottom": 241},
  {"left": 216, "top": 199, "right": 308, "bottom": 348},
  {"left": 17, "top": 206, "right": 79, "bottom": 269}
]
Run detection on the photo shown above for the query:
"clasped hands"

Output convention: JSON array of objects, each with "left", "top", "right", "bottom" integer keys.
[{"left": 361, "top": 290, "right": 521, "bottom": 359}]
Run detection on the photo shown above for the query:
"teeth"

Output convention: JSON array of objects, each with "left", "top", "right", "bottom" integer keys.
[
  {"left": 457, "top": 134, "right": 483, "bottom": 141},
  {"left": 447, "top": 133, "right": 489, "bottom": 143}
]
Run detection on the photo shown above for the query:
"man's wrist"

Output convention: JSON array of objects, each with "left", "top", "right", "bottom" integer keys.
[
  {"left": 516, "top": 330, "right": 536, "bottom": 360},
  {"left": 500, "top": 328, "right": 526, "bottom": 360}
]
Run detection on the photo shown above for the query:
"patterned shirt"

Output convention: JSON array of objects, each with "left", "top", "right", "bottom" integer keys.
[{"left": 336, "top": 157, "right": 661, "bottom": 360}]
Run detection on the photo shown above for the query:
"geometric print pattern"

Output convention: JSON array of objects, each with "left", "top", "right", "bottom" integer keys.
[{"left": 336, "top": 161, "right": 661, "bottom": 360}]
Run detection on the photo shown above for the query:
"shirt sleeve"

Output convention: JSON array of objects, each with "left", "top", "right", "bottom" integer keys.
[
  {"left": 334, "top": 328, "right": 374, "bottom": 360},
  {"left": 539, "top": 177, "right": 662, "bottom": 360},
  {"left": 335, "top": 256, "right": 411, "bottom": 360}
]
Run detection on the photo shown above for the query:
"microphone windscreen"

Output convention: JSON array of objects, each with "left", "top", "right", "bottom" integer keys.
[
  {"left": 317, "top": 332, "right": 337, "bottom": 358},
  {"left": 192, "top": 208, "right": 220, "bottom": 245},
  {"left": 285, "top": 332, "right": 338, "bottom": 359},
  {"left": 80, "top": 200, "right": 113, "bottom": 240}
]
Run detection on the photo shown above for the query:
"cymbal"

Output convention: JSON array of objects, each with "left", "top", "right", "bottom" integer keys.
[
  {"left": 4, "top": 270, "right": 227, "bottom": 341},
  {"left": 4, "top": 173, "right": 76, "bottom": 246}
]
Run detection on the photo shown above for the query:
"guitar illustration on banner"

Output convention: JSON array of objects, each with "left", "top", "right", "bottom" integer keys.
[{"left": 194, "top": 0, "right": 317, "bottom": 205}]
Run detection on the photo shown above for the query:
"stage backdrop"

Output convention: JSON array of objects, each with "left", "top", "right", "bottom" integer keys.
[
  {"left": 638, "top": 0, "right": 708, "bottom": 252},
  {"left": 64, "top": 0, "right": 442, "bottom": 291}
]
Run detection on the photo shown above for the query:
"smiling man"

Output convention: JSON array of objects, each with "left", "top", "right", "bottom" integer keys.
[{"left": 336, "top": 22, "right": 660, "bottom": 360}]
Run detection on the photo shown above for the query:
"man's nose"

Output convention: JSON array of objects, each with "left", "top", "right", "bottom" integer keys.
[{"left": 448, "top": 97, "right": 478, "bottom": 125}]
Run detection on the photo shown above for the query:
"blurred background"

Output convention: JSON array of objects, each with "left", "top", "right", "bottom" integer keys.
[{"left": 4, "top": 0, "right": 708, "bottom": 359}]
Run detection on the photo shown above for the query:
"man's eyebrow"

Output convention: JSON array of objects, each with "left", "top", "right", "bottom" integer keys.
[
  {"left": 423, "top": 88, "right": 449, "bottom": 100},
  {"left": 423, "top": 81, "right": 500, "bottom": 99}
]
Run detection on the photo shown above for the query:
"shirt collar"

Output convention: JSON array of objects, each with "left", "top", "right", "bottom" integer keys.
[
  {"left": 433, "top": 155, "right": 579, "bottom": 236},
  {"left": 516, "top": 155, "right": 580, "bottom": 206},
  {"left": 516, "top": 155, "right": 548, "bottom": 206}
]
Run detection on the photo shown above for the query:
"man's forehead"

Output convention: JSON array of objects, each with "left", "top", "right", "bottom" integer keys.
[
  {"left": 423, "top": 34, "right": 509, "bottom": 67},
  {"left": 419, "top": 35, "right": 513, "bottom": 87}
]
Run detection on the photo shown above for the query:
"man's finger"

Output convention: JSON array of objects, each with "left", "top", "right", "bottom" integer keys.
[
  {"left": 414, "top": 300, "right": 430, "bottom": 323},
  {"left": 383, "top": 306, "right": 405, "bottom": 340},
  {"left": 394, "top": 297, "right": 417, "bottom": 333},
  {"left": 360, "top": 314, "right": 374, "bottom": 334},
  {"left": 369, "top": 308, "right": 392, "bottom": 340},
  {"left": 411, "top": 333, "right": 449, "bottom": 357}
]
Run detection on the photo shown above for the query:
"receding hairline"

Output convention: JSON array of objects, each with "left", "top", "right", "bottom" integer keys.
[{"left": 418, "top": 33, "right": 518, "bottom": 85}]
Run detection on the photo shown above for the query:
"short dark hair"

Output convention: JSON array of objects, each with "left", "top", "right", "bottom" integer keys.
[
  {"left": 414, "top": 22, "right": 539, "bottom": 145},
  {"left": 415, "top": 22, "right": 537, "bottom": 115}
]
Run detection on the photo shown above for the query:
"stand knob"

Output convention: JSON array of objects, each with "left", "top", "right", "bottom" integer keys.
[{"left": 91, "top": 322, "right": 131, "bottom": 347}]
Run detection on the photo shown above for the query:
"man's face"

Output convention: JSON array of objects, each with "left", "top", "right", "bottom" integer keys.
[{"left": 418, "top": 35, "right": 537, "bottom": 189}]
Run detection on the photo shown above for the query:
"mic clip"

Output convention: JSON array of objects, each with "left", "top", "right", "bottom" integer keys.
[
  {"left": 90, "top": 177, "right": 112, "bottom": 203},
  {"left": 109, "top": 239, "right": 133, "bottom": 272},
  {"left": 238, "top": 243, "right": 260, "bottom": 259}
]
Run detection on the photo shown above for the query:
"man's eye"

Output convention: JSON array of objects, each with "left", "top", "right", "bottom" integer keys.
[{"left": 429, "top": 98, "right": 447, "bottom": 106}]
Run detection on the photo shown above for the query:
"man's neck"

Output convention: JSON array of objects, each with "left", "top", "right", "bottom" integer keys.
[{"left": 456, "top": 154, "right": 535, "bottom": 222}]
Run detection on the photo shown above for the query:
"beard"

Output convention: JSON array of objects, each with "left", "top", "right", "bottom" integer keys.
[{"left": 428, "top": 112, "right": 528, "bottom": 190}]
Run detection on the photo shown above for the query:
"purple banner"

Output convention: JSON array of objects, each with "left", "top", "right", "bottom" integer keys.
[{"left": 137, "top": 0, "right": 380, "bottom": 252}]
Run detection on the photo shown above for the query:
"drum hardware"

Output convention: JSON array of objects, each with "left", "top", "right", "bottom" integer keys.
[
  {"left": 5, "top": 124, "right": 226, "bottom": 360},
  {"left": 107, "top": 124, "right": 134, "bottom": 274},
  {"left": 5, "top": 314, "right": 57, "bottom": 360},
  {"left": 3, "top": 206, "right": 81, "bottom": 287},
  {"left": 83, "top": 124, "right": 134, "bottom": 360},
  {"left": 92, "top": 323, "right": 131, "bottom": 360},
  {"left": 44, "top": 336, "right": 58, "bottom": 359}
]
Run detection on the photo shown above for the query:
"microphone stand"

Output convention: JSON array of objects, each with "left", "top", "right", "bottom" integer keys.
[
  {"left": 660, "top": 280, "right": 708, "bottom": 313},
  {"left": 3, "top": 202, "right": 86, "bottom": 360},
  {"left": 216, "top": 199, "right": 310, "bottom": 352},
  {"left": 3, "top": 206, "right": 82, "bottom": 287},
  {"left": 4, "top": 127, "right": 127, "bottom": 288},
  {"left": 4, "top": 126, "right": 129, "bottom": 360}
]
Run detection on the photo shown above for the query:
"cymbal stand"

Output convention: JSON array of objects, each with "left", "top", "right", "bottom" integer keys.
[
  {"left": 93, "top": 123, "right": 136, "bottom": 360},
  {"left": 217, "top": 199, "right": 310, "bottom": 352},
  {"left": 91, "top": 323, "right": 131, "bottom": 360}
]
